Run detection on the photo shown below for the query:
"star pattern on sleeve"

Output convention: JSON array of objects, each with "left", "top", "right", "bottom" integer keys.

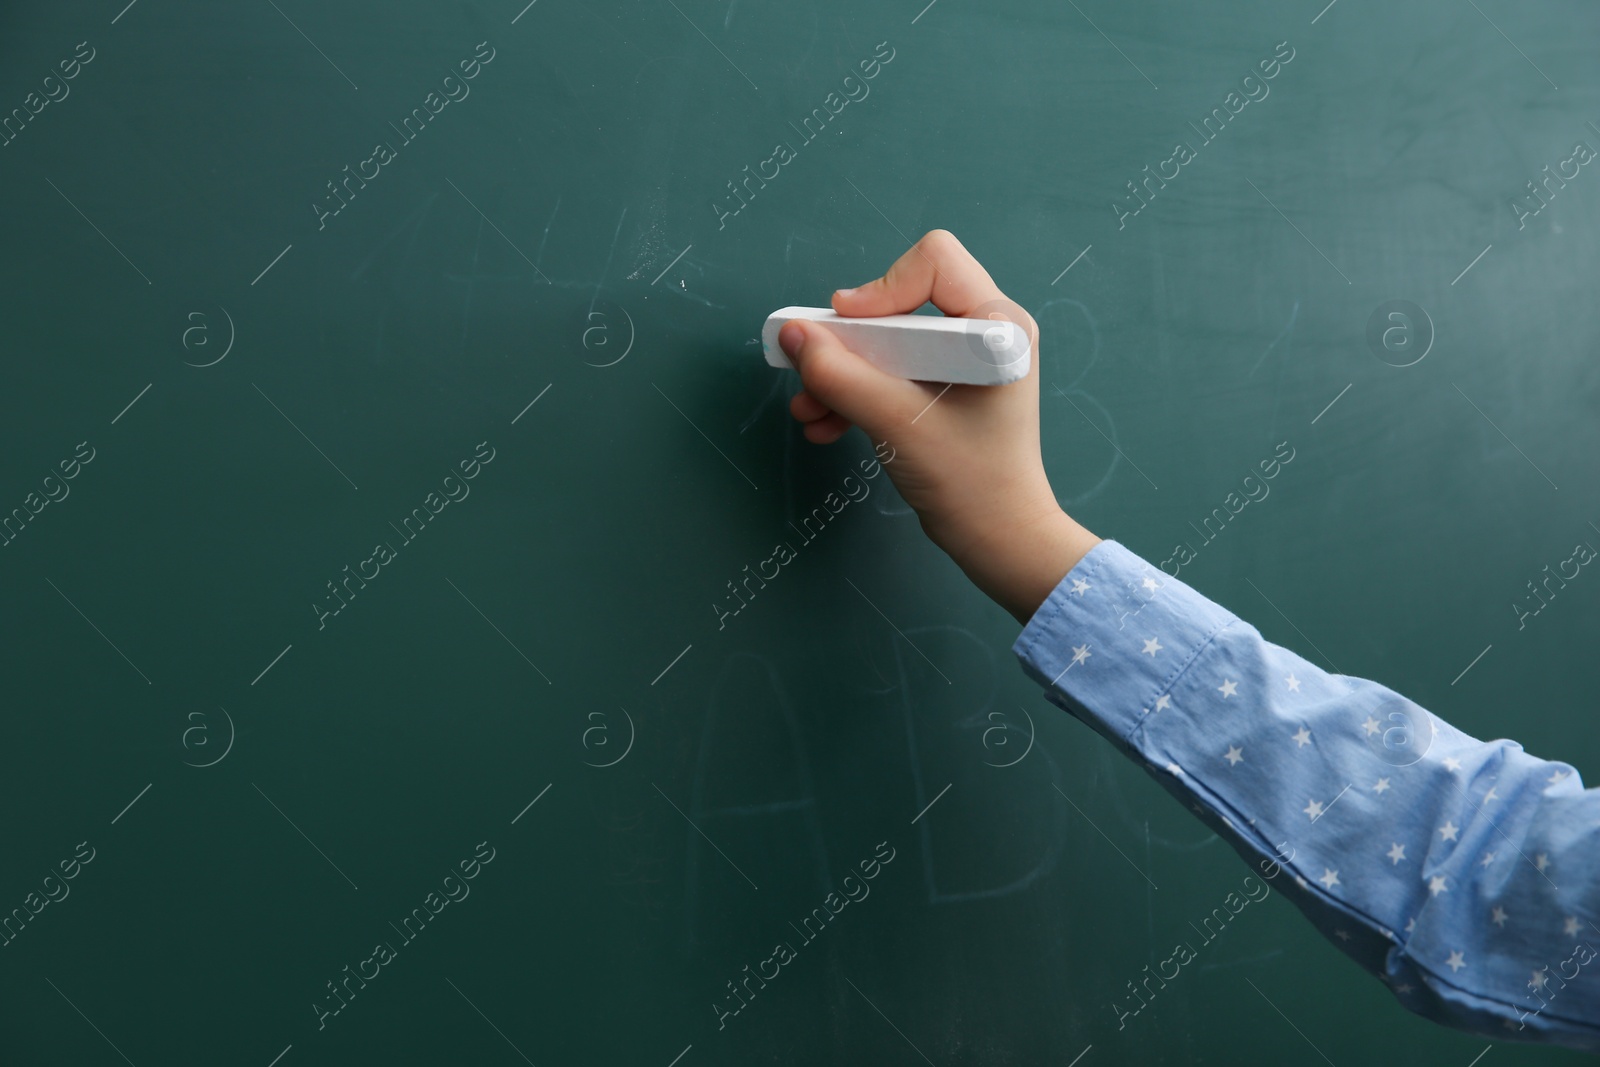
[{"left": 1013, "top": 541, "right": 1600, "bottom": 1045}]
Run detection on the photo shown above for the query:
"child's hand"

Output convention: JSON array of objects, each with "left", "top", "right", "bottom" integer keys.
[{"left": 779, "top": 230, "right": 1101, "bottom": 623}]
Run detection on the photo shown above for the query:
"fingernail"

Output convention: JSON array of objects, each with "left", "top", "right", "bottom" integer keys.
[
  {"left": 779, "top": 321, "right": 804, "bottom": 357},
  {"left": 834, "top": 287, "right": 856, "bottom": 298}
]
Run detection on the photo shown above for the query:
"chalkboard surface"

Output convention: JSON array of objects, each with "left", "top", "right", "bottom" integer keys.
[{"left": 2, "top": 1, "right": 1597, "bottom": 1064}]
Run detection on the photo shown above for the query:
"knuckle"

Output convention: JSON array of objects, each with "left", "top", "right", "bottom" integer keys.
[{"left": 918, "top": 228, "right": 963, "bottom": 258}]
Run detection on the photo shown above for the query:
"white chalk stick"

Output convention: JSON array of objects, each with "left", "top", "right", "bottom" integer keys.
[{"left": 761, "top": 306, "right": 1030, "bottom": 385}]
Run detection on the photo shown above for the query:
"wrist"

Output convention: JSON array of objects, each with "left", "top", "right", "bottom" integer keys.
[{"left": 932, "top": 494, "right": 1100, "bottom": 624}]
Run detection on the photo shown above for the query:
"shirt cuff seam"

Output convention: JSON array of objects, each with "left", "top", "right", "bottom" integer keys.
[{"left": 1124, "top": 613, "right": 1239, "bottom": 749}]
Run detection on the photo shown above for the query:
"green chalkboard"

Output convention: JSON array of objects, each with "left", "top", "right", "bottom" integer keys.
[{"left": 1, "top": 0, "right": 1596, "bottom": 1064}]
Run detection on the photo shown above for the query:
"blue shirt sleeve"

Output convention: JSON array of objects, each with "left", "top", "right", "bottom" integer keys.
[{"left": 1013, "top": 540, "right": 1600, "bottom": 1052}]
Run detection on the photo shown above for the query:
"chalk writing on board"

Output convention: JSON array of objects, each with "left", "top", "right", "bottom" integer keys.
[
  {"left": 1094, "top": 744, "right": 1218, "bottom": 854},
  {"left": 711, "top": 840, "right": 897, "bottom": 1031},
  {"left": 589, "top": 695, "right": 681, "bottom": 918},
  {"left": 713, "top": 442, "right": 894, "bottom": 631},
  {"left": 1036, "top": 295, "right": 1103, "bottom": 393},
  {"left": 684, "top": 653, "right": 833, "bottom": 951},
  {"left": 891, "top": 625, "right": 1069, "bottom": 903},
  {"left": 1034, "top": 296, "right": 1132, "bottom": 505},
  {"left": 1045, "top": 388, "right": 1122, "bottom": 506},
  {"left": 1111, "top": 868, "right": 1276, "bottom": 1032}
]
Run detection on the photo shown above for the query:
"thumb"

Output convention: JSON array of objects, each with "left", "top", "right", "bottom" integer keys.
[{"left": 779, "top": 319, "right": 928, "bottom": 437}]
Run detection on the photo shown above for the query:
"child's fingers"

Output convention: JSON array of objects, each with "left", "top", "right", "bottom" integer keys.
[
  {"left": 803, "top": 412, "right": 853, "bottom": 444},
  {"left": 778, "top": 319, "right": 927, "bottom": 436},
  {"left": 789, "top": 390, "right": 831, "bottom": 423},
  {"left": 831, "top": 229, "right": 1006, "bottom": 319}
]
